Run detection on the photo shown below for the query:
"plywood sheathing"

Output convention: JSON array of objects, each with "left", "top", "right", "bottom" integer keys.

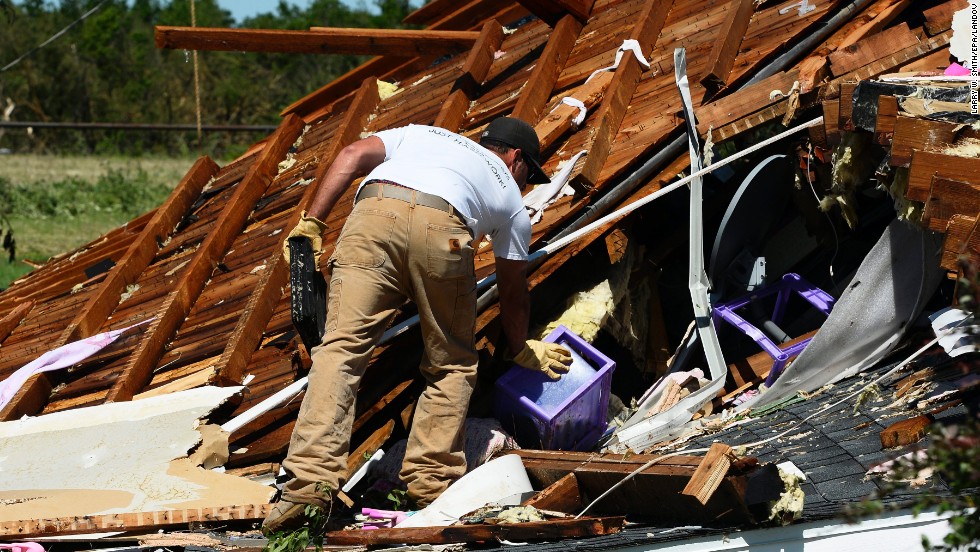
[
  {"left": 923, "top": 0, "right": 968, "bottom": 36},
  {"left": 828, "top": 22, "right": 920, "bottom": 77}
]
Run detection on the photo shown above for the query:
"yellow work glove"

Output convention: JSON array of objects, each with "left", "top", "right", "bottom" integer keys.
[
  {"left": 512, "top": 340, "right": 573, "bottom": 380},
  {"left": 283, "top": 211, "right": 328, "bottom": 270}
]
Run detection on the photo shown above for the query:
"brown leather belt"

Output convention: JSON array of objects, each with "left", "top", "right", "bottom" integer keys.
[{"left": 356, "top": 180, "right": 453, "bottom": 213}]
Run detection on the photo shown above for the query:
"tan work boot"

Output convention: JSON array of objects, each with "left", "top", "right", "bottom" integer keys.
[{"left": 262, "top": 500, "right": 309, "bottom": 534}]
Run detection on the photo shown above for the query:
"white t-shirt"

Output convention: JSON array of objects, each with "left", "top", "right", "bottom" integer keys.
[{"left": 362, "top": 125, "right": 531, "bottom": 261}]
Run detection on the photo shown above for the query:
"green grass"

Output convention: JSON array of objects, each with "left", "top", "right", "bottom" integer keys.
[{"left": 0, "top": 155, "right": 200, "bottom": 289}]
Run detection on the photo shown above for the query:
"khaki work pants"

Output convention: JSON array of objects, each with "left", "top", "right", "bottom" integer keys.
[{"left": 282, "top": 187, "right": 478, "bottom": 509}]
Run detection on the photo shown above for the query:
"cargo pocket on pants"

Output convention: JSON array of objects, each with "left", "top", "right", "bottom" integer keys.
[
  {"left": 425, "top": 224, "right": 474, "bottom": 281},
  {"left": 425, "top": 224, "right": 476, "bottom": 340}
]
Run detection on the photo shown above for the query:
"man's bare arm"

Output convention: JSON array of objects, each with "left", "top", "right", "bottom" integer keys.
[
  {"left": 495, "top": 257, "right": 530, "bottom": 354},
  {"left": 307, "top": 136, "right": 387, "bottom": 221}
]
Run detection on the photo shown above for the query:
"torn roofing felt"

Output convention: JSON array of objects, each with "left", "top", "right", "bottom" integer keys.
[{"left": 0, "top": 0, "right": 978, "bottom": 540}]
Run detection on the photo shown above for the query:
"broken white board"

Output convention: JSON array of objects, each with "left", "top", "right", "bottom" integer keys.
[
  {"left": 929, "top": 307, "right": 979, "bottom": 357},
  {"left": 603, "top": 48, "right": 727, "bottom": 454},
  {"left": 0, "top": 385, "right": 273, "bottom": 523}
]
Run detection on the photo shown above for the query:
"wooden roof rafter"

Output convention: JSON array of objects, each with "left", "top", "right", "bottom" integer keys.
[
  {"left": 0, "top": 158, "right": 222, "bottom": 421},
  {"left": 154, "top": 26, "right": 480, "bottom": 57},
  {"left": 434, "top": 20, "right": 505, "bottom": 131},
  {"left": 700, "top": 0, "right": 755, "bottom": 96},
  {"left": 0, "top": 301, "right": 33, "bottom": 345},
  {"left": 515, "top": 0, "right": 596, "bottom": 27},
  {"left": 512, "top": 14, "right": 585, "bottom": 124},
  {"left": 105, "top": 115, "right": 304, "bottom": 403},
  {"left": 571, "top": 0, "right": 674, "bottom": 192},
  {"left": 212, "top": 78, "right": 382, "bottom": 387}
]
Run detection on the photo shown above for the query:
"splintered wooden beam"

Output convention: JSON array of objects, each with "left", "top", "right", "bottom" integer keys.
[
  {"left": 838, "top": 81, "right": 858, "bottom": 131},
  {"left": 427, "top": 0, "right": 514, "bottom": 32},
  {"left": 155, "top": 26, "right": 479, "bottom": 56},
  {"left": 0, "top": 371, "right": 51, "bottom": 421},
  {"left": 700, "top": 0, "right": 754, "bottom": 93},
  {"left": 942, "top": 214, "right": 980, "bottom": 271},
  {"left": 924, "top": 177, "right": 980, "bottom": 232},
  {"left": 512, "top": 14, "right": 584, "bottom": 124},
  {"left": 281, "top": 56, "right": 406, "bottom": 119},
  {"left": 889, "top": 114, "right": 980, "bottom": 167},
  {"left": 324, "top": 516, "right": 626, "bottom": 546},
  {"left": 515, "top": 0, "right": 595, "bottom": 26},
  {"left": 874, "top": 94, "right": 898, "bottom": 145},
  {"left": 434, "top": 20, "right": 504, "bottom": 131},
  {"left": 347, "top": 419, "right": 395, "bottom": 478},
  {"left": 907, "top": 149, "right": 980, "bottom": 203},
  {"left": 535, "top": 71, "right": 612, "bottom": 152},
  {"left": 695, "top": 69, "right": 800, "bottom": 135},
  {"left": 1, "top": 504, "right": 270, "bottom": 538},
  {"left": 106, "top": 115, "right": 304, "bottom": 402},
  {"left": 727, "top": 330, "right": 818, "bottom": 389},
  {"left": 880, "top": 414, "right": 933, "bottom": 448},
  {"left": 835, "top": 0, "right": 912, "bottom": 49},
  {"left": 523, "top": 472, "right": 582, "bottom": 512},
  {"left": 823, "top": 100, "right": 841, "bottom": 145},
  {"left": 0, "top": 300, "right": 33, "bottom": 344},
  {"left": 682, "top": 443, "right": 735, "bottom": 505},
  {"left": 823, "top": 29, "right": 953, "bottom": 98},
  {"left": 572, "top": 0, "right": 672, "bottom": 191},
  {"left": 403, "top": 0, "right": 455, "bottom": 25},
  {"left": 214, "top": 79, "right": 381, "bottom": 387}
]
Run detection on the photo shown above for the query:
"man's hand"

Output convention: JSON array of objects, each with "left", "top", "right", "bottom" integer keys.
[
  {"left": 513, "top": 340, "right": 573, "bottom": 380},
  {"left": 283, "top": 212, "right": 328, "bottom": 269}
]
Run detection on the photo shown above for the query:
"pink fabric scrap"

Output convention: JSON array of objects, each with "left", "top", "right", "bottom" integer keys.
[
  {"left": 359, "top": 508, "right": 408, "bottom": 529},
  {"left": 945, "top": 62, "right": 972, "bottom": 76},
  {"left": 0, "top": 319, "right": 153, "bottom": 411},
  {"left": 0, "top": 543, "right": 45, "bottom": 552}
]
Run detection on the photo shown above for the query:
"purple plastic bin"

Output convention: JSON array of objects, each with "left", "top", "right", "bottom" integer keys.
[{"left": 494, "top": 325, "right": 616, "bottom": 451}]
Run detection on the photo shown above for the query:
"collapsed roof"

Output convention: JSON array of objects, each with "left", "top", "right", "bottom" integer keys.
[{"left": 0, "top": 0, "right": 978, "bottom": 544}]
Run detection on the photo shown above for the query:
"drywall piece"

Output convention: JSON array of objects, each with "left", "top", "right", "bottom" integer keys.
[
  {"left": 0, "top": 386, "right": 272, "bottom": 523},
  {"left": 396, "top": 454, "right": 533, "bottom": 528},
  {"left": 929, "top": 307, "right": 979, "bottom": 356}
]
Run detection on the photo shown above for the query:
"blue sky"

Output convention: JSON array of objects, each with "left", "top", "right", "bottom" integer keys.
[{"left": 217, "top": 0, "right": 380, "bottom": 22}]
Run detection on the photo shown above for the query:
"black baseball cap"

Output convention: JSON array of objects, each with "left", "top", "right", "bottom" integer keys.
[{"left": 480, "top": 117, "right": 550, "bottom": 184}]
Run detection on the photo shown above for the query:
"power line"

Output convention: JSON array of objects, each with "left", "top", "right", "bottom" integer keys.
[
  {"left": 1, "top": 1, "right": 109, "bottom": 73},
  {"left": 0, "top": 121, "right": 276, "bottom": 132}
]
